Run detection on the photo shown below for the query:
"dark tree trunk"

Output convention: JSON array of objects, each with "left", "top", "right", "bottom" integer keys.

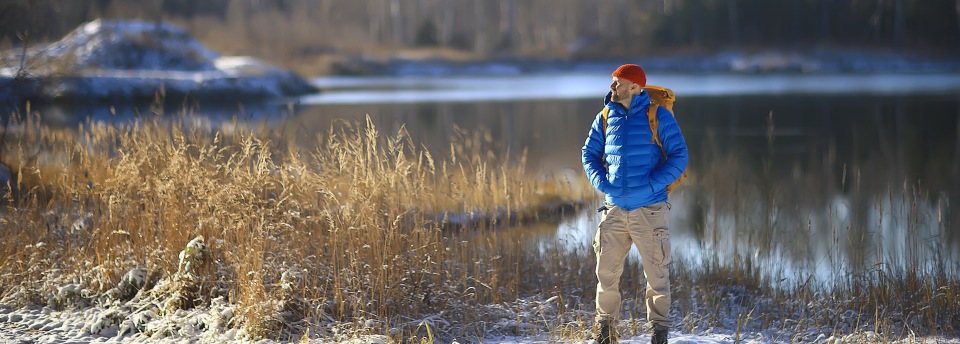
[
  {"left": 894, "top": 0, "right": 906, "bottom": 46},
  {"left": 727, "top": 0, "right": 739, "bottom": 45}
]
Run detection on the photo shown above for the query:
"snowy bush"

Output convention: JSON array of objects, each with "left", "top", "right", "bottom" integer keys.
[{"left": 177, "top": 236, "right": 206, "bottom": 280}]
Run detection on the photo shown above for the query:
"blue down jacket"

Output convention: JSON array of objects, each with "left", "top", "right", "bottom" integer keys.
[{"left": 581, "top": 91, "right": 688, "bottom": 210}]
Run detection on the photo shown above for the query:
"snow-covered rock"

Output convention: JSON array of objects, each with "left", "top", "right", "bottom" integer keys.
[{"left": 0, "top": 19, "right": 317, "bottom": 104}]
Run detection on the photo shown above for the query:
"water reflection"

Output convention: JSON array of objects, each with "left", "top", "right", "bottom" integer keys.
[
  {"left": 282, "top": 89, "right": 960, "bottom": 286},
  {"left": 14, "top": 74, "right": 960, "bottom": 286},
  {"left": 554, "top": 185, "right": 956, "bottom": 288},
  {"left": 671, "top": 93, "right": 960, "bottom": 285}
]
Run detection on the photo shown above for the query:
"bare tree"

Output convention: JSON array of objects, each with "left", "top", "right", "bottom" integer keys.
[
  {"left": 819, "top": 0, "right": 831, "bottom": 42},
  {"left": 440, "top": 0, "right": 455, "bottom": 47},
  {"left": 893, "top": 0, "right": 906, "bottom": 46},
  {"left": 1, "top": 1, "right": 38, "bottom": 112},
  {"left": 728, "top": 0, "right": 740, "bottom": 45},
  {"left": 390, "top": 0, "right": 403, "bottom": 45},
  {"left": 957, "top": 0, "right": 960, "bottom": 45},
  {"left": 474, "top": 1, "right": 487, "bottom": 53},
  {"left": 871, "top": 0, "right": 885, "bottom": 43},
  {"left": 368, "top": 0, "right": 384, "bottom": 44},
  {"left": 498, "top": 0, "right": 514, "bottom": 51}
]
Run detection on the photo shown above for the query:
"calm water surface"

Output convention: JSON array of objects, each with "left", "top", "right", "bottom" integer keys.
[
  {"left": 28, "top": 73, "right": 960, "bottom": 286},
  {"left": 293, "top": 73, "right": 960, "bottom": 287}
]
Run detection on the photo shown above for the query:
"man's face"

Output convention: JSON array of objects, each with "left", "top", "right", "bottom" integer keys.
[{"left": 610, "top": 77, "right": 636, "bottom": 102}]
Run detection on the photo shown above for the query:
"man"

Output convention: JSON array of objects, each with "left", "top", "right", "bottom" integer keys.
[{"left": 581, "top": 64, "right": 688, "bottom": 344}]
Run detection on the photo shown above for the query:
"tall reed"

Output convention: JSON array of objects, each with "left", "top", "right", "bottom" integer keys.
[{"left": 0, "top": 111, "right": 590, "bottom": 340}]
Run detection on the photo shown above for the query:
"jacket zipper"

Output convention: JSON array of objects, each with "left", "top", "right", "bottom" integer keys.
[{"left": 622, "top": 108, "right": 628, "bottom": 194}]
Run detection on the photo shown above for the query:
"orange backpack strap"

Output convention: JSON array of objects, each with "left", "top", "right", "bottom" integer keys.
[
  {"left": 646, "top": 102, "right": 687, "bottom": 194},
  {"left": 601, "top": 106, "right": 610, "bottom": 135},
  {"left": 643, "top": 85, "right": 675, "bottom": 154},
  {"left": 647, "top": 103, "right": 666, "bottom": 157}
]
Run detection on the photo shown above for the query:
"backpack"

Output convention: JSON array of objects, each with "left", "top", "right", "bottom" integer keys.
[{"left": 601, "top": 85, "right": 688, "bottom": 194}]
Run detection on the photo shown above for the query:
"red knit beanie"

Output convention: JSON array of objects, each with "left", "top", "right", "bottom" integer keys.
[{"left": 611, "top": 64, "right": 646, "bottom": 86}]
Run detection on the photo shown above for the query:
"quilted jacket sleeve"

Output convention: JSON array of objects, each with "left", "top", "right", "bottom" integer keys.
[
  {"left": 649, "top": 107, "right": 688, "bottom": 191},
  {"left": 582, "top": 111, "right": 614, "bottom": 195}
]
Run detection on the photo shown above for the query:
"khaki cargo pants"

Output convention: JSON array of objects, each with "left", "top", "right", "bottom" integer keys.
[{"left": 593, "top": 201, "right": 672, "bottom": 327}]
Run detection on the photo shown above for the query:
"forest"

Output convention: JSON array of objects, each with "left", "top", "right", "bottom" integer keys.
[{"left": 1, "top": 0, "right": 959, "bottom": 74}]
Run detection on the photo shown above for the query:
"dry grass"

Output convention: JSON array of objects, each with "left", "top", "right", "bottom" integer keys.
[
  {"left": 0, "top": 109, "right": 591, "bottom": 341},
  {"left": 0, "top": 107, "right": 957, "bottom": 342}
]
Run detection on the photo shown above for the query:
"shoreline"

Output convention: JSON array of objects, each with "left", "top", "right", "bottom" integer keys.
[{"left": 295, "top": 48, "right": 960, "bottom": 77}]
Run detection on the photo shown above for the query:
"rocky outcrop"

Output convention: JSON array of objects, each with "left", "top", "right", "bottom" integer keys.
[{"left": 0, "top": 19, "right": 317, "bottom": 104}]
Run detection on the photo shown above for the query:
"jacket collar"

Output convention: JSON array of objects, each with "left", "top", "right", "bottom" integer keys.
[{"left": 603, "top": 90, "right": 651, "bottom": 114}]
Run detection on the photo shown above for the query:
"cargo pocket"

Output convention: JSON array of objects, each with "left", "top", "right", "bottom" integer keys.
[
  {"left": 643, "top": 202, "right": 664, "bottom": 216},
  {"left": 594, "top": 203, "right": 615, "bottom": 254},
  {"left": 655, "top": 227, "right": 671, "bottom": 267},
  {"left": 641, "top": 202, "right": 668, "bottom": 229},
  {"left": 645, "top": 202, "right": 671, "bottom": 267}
]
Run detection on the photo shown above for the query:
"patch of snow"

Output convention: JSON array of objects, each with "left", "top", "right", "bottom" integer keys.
[
  {"left": 12, "top": 302, "right": 956, "bottom": 344},
  {"left": 51, "top": 19, "right": 219, "bottom": 72},
  {"left": 0, "top": 67, "right": 17, "bottom": 77},
  {"left": 1, "top": 19, "right": 317, "bottom": 104},
  {"left": 177, "top": 236, "right": 206, "bottom": 278},
  {"left": 214, "top": 56, "right": 278, "bottom": 77}
]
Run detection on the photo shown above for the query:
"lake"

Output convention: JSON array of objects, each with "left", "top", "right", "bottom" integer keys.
[{"left": 23, "top": 72, "right": 960, "bottom": 287}]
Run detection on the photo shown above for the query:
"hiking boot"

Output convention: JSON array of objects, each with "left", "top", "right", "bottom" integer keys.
[
  {"left": 595, "top": 319, "right": 617, "bottom": 344},
  {"left": 651, "top": 323, "right": 669, "bottom": 344}
]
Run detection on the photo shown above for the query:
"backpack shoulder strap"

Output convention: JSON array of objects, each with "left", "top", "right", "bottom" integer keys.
[
  {"left": 647, "top": 103, "right": 666, "bottom": 157},
  {"left": 601, "top": 106, "right": 610, "bottom": 135}
]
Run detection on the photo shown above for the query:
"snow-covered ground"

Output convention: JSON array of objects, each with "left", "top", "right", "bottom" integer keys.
[{"left": 2, "top": 301, "right": 958, "bottom": 343}]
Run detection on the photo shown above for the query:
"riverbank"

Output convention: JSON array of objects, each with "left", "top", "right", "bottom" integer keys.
[
  {"left": 294, "top": 48, "right": 960, "bottom": 77},
  {"left": 0, "top": 112, "right": 591, "bottom": 341},
  {"left": 1, "top": 110, "right": 958, "bottom": 343}
]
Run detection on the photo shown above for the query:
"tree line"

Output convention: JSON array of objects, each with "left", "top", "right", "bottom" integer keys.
[{"left": 2, "top": 0, "right": 958, "bottom": 61}]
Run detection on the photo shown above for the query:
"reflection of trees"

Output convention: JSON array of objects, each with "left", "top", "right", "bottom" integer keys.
[
  {"left": 50, "top": 92, "right": 957, "bottom": 283},
  {"left": 285, "top": 95, "right": 959, "bottom": 281},
  {"left": 13, "top": 83, "right": 949, "bottom": 303},
  {"left": 680, "top": 94, "right": 958, "bottom": 280},
  {"left": 280, "top": 93, "right": 959, "bottom": 282}
]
